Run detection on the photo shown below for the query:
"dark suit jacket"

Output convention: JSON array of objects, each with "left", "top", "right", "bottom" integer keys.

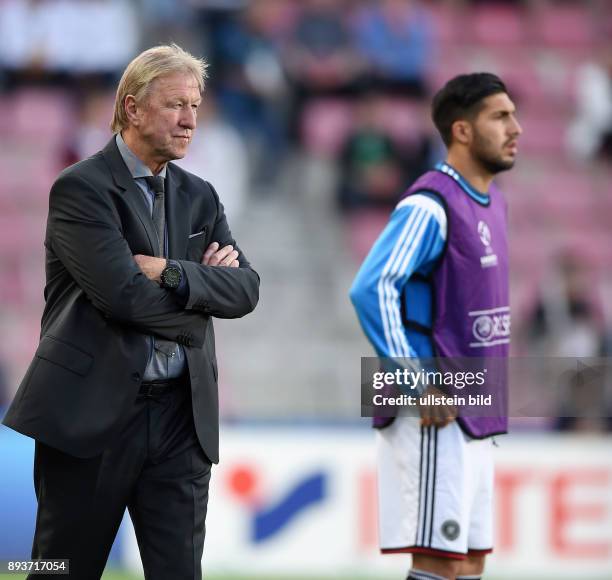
[{"left": 3, "top": 138, "right": 259, "bottom": 462}]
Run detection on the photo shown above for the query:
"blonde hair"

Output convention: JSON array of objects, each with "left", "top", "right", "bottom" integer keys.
[{"left": 111, "top": 44, "right": 208, "bottom": 133}]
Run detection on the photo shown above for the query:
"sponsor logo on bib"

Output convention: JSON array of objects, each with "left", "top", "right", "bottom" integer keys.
[{"left": 468, "top": 306, "right": 511, "bottom": 348}]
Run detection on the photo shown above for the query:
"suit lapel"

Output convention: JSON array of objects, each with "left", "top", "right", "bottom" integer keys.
[
  {"left": 101, "top": 137, "right": 157, "bottom": 256},
  {"left": 166, "top": 164, "right": 190, "bottom": 260}
]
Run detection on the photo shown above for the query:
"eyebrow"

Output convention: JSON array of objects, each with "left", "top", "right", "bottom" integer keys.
[{"left": 168, "top": 96, "right": 202, "bottom": 104}]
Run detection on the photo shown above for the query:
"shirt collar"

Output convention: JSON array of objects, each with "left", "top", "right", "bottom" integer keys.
[
  {"left": 435, "top": 161, "right": 490, "bottom": 206},
  {"left": 115, "top": 133, "right": 167, "bottom": 180}
]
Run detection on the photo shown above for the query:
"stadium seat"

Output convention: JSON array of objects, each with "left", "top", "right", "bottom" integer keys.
[
  {"left": 379, "top": 98, "right": 427, "bottom": 147},
  {"left": 301, "top": 99, "right": 354, "bottom": 159},
  {"left": 0, "top": 215, "right": 45, "bottom": 255},
  {"left": 428, "top": 2, "right": 458, "bottom": 46},
  {"left": 499, "top": 58, "right": 546, "bottom": 105},
  {"left": 10, "top": 89, "right": 73, "bottom": 146},
  {"left": 428, "top": 52, "right": 472, "bottom": 95},
  {"left": 509, "top": 231, "right": 547, "bottom": 271},
  {"left": 533, "top": 5, "right": 594, "bottom": 48},
  {"left": 471, "top": 5, "right": 525, "bottom": 47},
  {"left": 527, "top": 171, "right": 596, "bottom": 230},
  {"left": 346, "top": 209, "right": 390, "bottom": 263},
  {"left": 0, "top": 154, "right": 57, "bottom": 209},
  {"left": 516, "top": 113, "right": 567, "bottom": 156}
]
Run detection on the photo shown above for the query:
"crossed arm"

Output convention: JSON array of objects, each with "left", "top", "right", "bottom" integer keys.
[
  {"left": 49, "top": 172, "right": 258, "bottom": 345},
  {"left": 134, "top": 242, "right": 240, "bottom": 282}
]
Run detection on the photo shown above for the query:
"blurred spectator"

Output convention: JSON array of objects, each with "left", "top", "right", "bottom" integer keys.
[
  {"left": 284, "top": 0, "right": 363, "bottom": 139},
  {"left": 525, "top": 250, "right": 611, "bottom": 432},
  {"left": 555, "top": 363, "right": 612, "bottom": 433},
  {"left": 566, "top": 44, "right": 612, "bottom": 162},
  {"left": 62, "top": 89, "right": 115, "bottom": 166},
  {"left": 176, "top": 94, "right": 250, "bottom": 221},
  {"left": 188, "top": 0, "right": 248, "bottom": 78},
  {"left": 284, "top": 0, "right": 361, "bottom": 95},
  {"left": 141, "top": 0, "right": 197, "bottom": 51},
  {"left": 0, "top": 0, "right": 139, "bottom": 90},
  {"left": 352, "top": 0, "right": 432, "bottom": 97},
  {"left": 527, "top": 249, "right": 604, "bottom": 357},
  {"left": 338, "top": 92, "right": 407, "bottom": 212},
  {"left": 339, "top": 92, "right": 435, "bottom": 212},
  {"left": 211, "top": 1, "right": 290, "bottom": 184}
]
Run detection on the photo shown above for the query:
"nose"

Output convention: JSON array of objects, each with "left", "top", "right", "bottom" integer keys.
[
  {"left": 179, "top": 106, "right": 197, "bottom": 130},
  {"left": 511, "top": 115, "right": 522, "bottom": 138}
]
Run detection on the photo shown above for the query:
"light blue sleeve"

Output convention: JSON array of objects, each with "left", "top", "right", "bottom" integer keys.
[{"left": 349, "top": 194, "right": 446, "bottom": 358}]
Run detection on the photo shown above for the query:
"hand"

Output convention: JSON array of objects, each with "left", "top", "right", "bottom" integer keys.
[
  {"left": 134, "top": 255, "right": 166, "bottom": 283},
  {"left": 418, "top": 386, "right": 457, "bottom": 428},
  {"left": 202, "top": 242, "right": 239, "bottom": 268}
]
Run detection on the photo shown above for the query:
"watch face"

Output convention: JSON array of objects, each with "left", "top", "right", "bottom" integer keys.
[{"left": 162, "top": 266, "right": 181, "bottom": 289}]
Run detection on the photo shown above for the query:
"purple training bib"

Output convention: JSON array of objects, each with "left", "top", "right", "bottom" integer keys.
[{"left": 401, "top": 166, "right": 510, "bottom": 437}]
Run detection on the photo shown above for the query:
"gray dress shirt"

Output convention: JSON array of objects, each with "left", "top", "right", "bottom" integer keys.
[{"left": 116, "top": 133, "right": 187, "bottom": 381}]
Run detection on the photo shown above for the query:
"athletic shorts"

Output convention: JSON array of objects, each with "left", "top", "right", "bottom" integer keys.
[{"left": 376, "top": 418, "right": 494, "bottom": 560}]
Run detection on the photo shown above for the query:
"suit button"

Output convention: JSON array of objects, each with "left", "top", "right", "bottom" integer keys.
[{"left": 131, "top": 372, "right": 141, "bottom": 382}]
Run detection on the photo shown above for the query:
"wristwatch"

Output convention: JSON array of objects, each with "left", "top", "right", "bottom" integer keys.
[{"left": 160, "top": 260, "right": 182, "bottom": 290}]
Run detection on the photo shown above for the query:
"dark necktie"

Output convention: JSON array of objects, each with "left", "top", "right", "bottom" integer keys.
[
  {"left": 143, "top": 175, "right": 176, "bottom": 358},
  {"left": 144, "top": 175, "right": 165, "bottom": 257}
]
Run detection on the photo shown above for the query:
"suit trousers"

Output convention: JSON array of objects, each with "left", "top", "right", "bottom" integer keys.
[{"left": 29, "top": 379, "right": 212, "bottom": 580}]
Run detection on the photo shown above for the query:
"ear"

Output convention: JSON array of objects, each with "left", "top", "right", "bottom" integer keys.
[
  {"left": 124, "top": 95, "right": 141, "bottom": 127},
  {"left": 451, "top": 120, "right": 472, "bottom": 146}
]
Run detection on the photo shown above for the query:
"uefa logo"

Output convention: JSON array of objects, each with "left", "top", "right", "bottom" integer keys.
[
  {"left": 473, "top": 315, "right": 495, "bottom": 341},
  {"left": 478, "top": 220, "right": 491, "bottom": 247}
]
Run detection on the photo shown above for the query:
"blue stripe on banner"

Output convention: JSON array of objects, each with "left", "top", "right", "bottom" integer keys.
[{"left": 252, "top": 472, "right": 326, "bottom": 543}]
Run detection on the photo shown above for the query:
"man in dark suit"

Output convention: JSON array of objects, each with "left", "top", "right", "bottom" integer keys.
[{"left": 3, "top": 44, "right": 259, "bottom": 579}]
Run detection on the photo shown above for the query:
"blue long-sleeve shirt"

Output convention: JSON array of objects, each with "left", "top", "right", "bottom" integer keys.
[
  {"left": 350, "top": 193, "right": 447, "bottom": 359},
  {"left": 350, "top": 161, "right": 494, "bottom": 359}
]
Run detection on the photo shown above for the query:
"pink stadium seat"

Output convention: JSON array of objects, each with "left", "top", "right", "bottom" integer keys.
[
  {"left": 517, "top": 114, "right": 567, "bottom": 156},
  {"left": 471, "top": 5, "right": 525, "bottom": 47},
  {"left": 553, "top": 232, "right": 612, "bottom": 271},
  {"left": 301, "top": 99, "right": 353, "bottom": 158},
  {"left": 428, "top": 53, "right": 471, "bottom": 95},
  {"left": 0, "top": 155, "right": 57, "bottom": 208},
  {"left": 527, "top": 171, "right": 595, "bottom": 229},
  {"left": 534, "top": 5, "right": 594, "bottom": 48},
  {"left": 592, "top": 196, "right": 612, "bottom": 235},
  {"left": 346, "top": 209, "right": 390, "bottom": 263},
  {"left": 379, "top": 98, "right": 427, "bottom": 147},
  {"left": 509, "top": 232, "right": 547, "bottom": 278},
  {"left": 0, "top": 215, "right": 45, "bottom": 255},
  {"left": 428, "top": 3, "right": 458, "bottom": 46},
  {"left": 10, "top": 89, "right": 73, "bottom": 145},
  {"left": 499, "top": 59, "right": 545, "bottom": 104},
  {"left": 0, "top": 95, "right": 16, "bottom": 135},
  {"left": 507, "top": 194, "right": 538, "bottom": 228}
]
